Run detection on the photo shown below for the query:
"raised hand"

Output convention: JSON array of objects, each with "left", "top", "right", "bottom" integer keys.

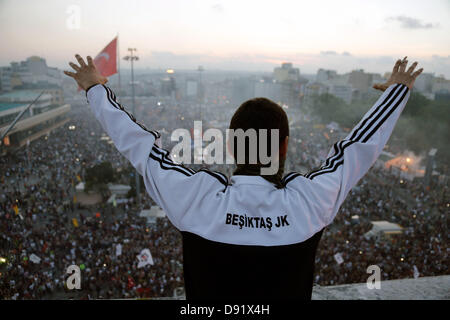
[
  {"left": 373, "top": 56, "right": 423, "bottom": 92},
  {"left": 64, "top": 54, "right": 108, "bottom": 91}
]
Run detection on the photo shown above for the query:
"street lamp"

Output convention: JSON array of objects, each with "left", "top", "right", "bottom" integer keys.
[
  {"left": 123, "top": 48, "right": 142, "bottom": 208},
  {"left": 197, "top": 65, "right": 204, "bottom": 120}
]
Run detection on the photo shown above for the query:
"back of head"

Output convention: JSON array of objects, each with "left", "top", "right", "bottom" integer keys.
[{"left": 229, "top": 97, "right": 289, "bottom": 187}]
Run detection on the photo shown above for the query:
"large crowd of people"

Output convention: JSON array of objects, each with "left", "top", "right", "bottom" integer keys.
[
  {"left": 0, "top": 97, "right": 447, "bottom": 299},
  {"left": 287, "top": 118, "right": 448, "bottom": 286}
]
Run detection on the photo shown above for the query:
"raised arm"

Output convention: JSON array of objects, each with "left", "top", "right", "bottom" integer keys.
[
  {"left": 64, "top": 55, "right": 228, "bottom": 230},
  {"left": 285, "top": 57, "right": 423, "bottom": 227},
  {"left": 64, "top": 54, "right": 158, "bottom": 175}
]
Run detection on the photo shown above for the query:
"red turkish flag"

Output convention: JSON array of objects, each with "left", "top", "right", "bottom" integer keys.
[
  {"left": 77, "top": 37, "right": 117, "bottom": 91},
  {"left": 94, "top": 36, "right": 117, "bottom": 77}
]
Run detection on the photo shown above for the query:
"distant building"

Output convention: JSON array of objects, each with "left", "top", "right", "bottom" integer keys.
[
  {"left": 0, "top": 90, "right": 70, "bottom": 153},
  {"left": 160, "top": 76, "right": 176, "bottom": 97},
  {"left": 413, "top": 72, "right": 434, "bottom": 94},
  {"left": 274, "top": 62, "right": 300, "bottom": 83},
  {"left": 0, "top": 56, "right": 63, "bottom": 92},
  {"left": 0, "top": 90, "right": 53, "bottom": 118},
  {"left": 0, "top": 67, "right": 12, "bottom": 92},
  {"left": 348, "top": 69, "right": 373, "bottom": 94},
  {"left": 254, "top": 79, "right": 283, "bottom": 104},
  {"left": 185, "top": 79, "right": 198, "bottom": 98},
  {"left": 26, "top": 56, "right": 48, "bottom": 75},
  {"left": 271, "top": 63, "right": 305, "bottom": 107},
  {"left": 329, "top": 84, "right": 354, "bottom": 104},
  {"left": 407, "top": 73, "right": 450, "bottom": 100},
  {"left": 434, "top": 90, "right": 450, "bottom": 101},
  {"left": 432, "top": 76, "right": 450, "bottom": 97},
  {"left": 304, "top": 82, "right": 329, "bottom": 97},
  {"left": 231, "top": 77, "right": 255, "bottom": 105},
  {"left": 206, "top": 79, "right": 232, "bottom": 105},
  {"left": 316, "top": 69, "right": 337, "bottom": 82},
  {"left": 42, "top": 87, "right": 64, "bottom": 105}
]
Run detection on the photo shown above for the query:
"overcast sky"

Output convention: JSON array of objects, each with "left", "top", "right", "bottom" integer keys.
[{"left": 1, "top": 0, "right": 449, "bottom": 77}]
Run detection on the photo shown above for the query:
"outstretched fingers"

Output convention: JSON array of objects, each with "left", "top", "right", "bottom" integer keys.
[
  {"left": 412, "top": 68, "right": 424, "bottom": 79},
  {"left": 392, "top": 59, "right": 402, "bottom": 74},
  {"left": 63, "top": 70, "right": 77, "bottom": 78},
  {"left": 69, "top": 62, "right": 80, "bottom": 72},
  {"left": 75, "top": 54, "right": 87, "bottom": 68},
  {"left": 407, "top": 62, "right": 418, "bottom": 74},
  {"left": 399, "top": 58, "right": 408, "bottom": 73},
  {"left": 87, "top": 56, "right": 94, "bottom": 68}
]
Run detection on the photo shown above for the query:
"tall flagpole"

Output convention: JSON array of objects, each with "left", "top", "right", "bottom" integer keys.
[
  {"left": 124, "top": 48, "right": 141, "bottom": 208},
  {"left": 117, "top": 33, "right": 121, "bottom": 94}
]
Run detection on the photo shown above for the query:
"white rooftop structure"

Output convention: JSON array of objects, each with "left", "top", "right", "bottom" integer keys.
[
  {"left": 139, "top": 206, "right": 166, "bottom": 224},
  {"left": 75, "top": 182, "right": 85, "bottom": 192},
  {"left": 106, "top": 193, "right": 130, "bottom": 205},
  {"left": 364, "top": 220, "right": 403, "bottom": 239}
]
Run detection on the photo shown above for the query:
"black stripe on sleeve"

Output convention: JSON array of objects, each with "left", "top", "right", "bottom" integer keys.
[
  {"left": 361, "top": 87, "right": 409, "bottom": 143},
  {"left": 85, "top": 83, "right": 99, "bottom": 94},
  {"left": 306, "top": 85, "right": 408, "bottom": 180},
  {"left": 149, "top": 153, "right": 193, "bottom": 177},
  {"left": 102, "top": 85, "right": 160, "bottom": 140},
  {"left": 306, "top": 87, "right": 401, "bottom": 180},
  {"left": 149, "top": 146, "right": 229, "bottom": 187},
  {"left": 281, "top": 172, "right": 298, "bottom": 184},
  {"left": 305, "top": 140, "right": 347, "bottom": 179},
  {"left": 308, "top": 159, "right": 345, "bottom": 180},
  {"left": 307, "top": 84, "right": 405, "bottom": 178},
  {"left": 151, "top": 146, "right": 196, "bottom": 176},
  {"left": 283, "top": 173, "right": 303, "bottom": 186},
  {"left": 152, "top": 146, "right": 196, "bottom": 174},
  {"left": 349, "top": 84, "right": 402, "bottom": 141},
  {"left": 354, "top": 85, "right": 407, "bottom": 142},
  {"left": 297, "top": 84, "right": 408, "bottom": 182}
]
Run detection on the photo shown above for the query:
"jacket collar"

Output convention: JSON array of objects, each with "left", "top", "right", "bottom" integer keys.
[{"left": 230, "top": 175, "right": 277, "bottom": 186}]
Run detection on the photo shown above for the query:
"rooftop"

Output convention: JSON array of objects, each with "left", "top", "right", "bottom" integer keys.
[
  {"left": 311, "top": 275, "right": 450, "bottom": 300},
  {"left": 370, "top": 220, "right": 403, "bottom": 232},
  {"left": 0, "top": 102, "right": 27, "bottom": 113},
  {"left": 0, "top": 90, "right": 51, "bottom": 102},
  {"left": 45, "top": 275, "right": 450, "bottom": 300}
]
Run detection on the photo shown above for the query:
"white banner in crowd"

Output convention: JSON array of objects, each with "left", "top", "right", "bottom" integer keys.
[
  {"left": 137, "top": 248, "right": 154, "bottom": 268},
  {"left": 334, "top": 252, "right": 344, "bottom": 265},
  {"left": 116, "top": 243, "right": 122, "bottom": 257},
  {"left": 413, "top": 265, "right": 420, "bottom": 279},
  {"left": 29, "top": 253, "right": 41, "bottom": 264}
]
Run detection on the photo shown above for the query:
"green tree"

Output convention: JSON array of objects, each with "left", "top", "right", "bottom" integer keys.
[
  {"left": 84, "top": 161, "right": 116, "bottom": 194},
  {"left": 307, "top": 91, "right": 449, "bottom": 172},
  {"left": 121, "top": 165, "right": 145, "bottom": 198}
]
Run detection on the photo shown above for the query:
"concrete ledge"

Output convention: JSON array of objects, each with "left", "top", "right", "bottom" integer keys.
[
  {"left": 56, "top": 276, "right": 450, "bottom": 300},
  {"left": 157, "top": 276, "right": 450, "bottom": 300},
  {"left": 311, "top": 275, "right": 450, "bottom": 300}
]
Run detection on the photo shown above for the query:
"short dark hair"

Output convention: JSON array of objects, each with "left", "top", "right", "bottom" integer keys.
[{"left": 229, "top": 97, "right": 289, "bottom": 164}]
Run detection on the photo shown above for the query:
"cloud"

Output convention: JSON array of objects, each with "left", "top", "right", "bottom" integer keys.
[
  {"left": 141, "top": 51, "right": 278, "bottom": 71},
  {"left": 386, "top": 16, "right": 439, "bottom": 29},
  {"left": 320, "top": 50, "right": 337, "bottom": 55},
  {"left": 211, "top": 3, "right": 224, "bottom": 13},
  {"left": 321, "top": 51, "right": 352, "bottom": 57}
]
